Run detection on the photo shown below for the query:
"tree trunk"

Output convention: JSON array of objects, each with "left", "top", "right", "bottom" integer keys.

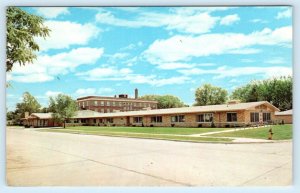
[{"left": 64, "top": 119, "right": 66, "bottom": 128}]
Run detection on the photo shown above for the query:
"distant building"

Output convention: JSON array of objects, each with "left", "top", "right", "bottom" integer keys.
[
  {"left": 275, "top": 109, "right": 293, "bottom": 124},
  {"left": 76, "top": 88, "right": 158, "bottom": 113}
]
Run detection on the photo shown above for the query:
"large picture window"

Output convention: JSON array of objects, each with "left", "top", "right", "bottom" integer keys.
[
  {"left": 250, "top": 112, "right": 259, "bottom": 122},
  {"left": 197, "top": 113, "right": 213, "bottom": 122},
  {"left": 227, "top": 113, "right": 237, "bottom": 122},
  {"left": 134, "top": 117, "right": 143, "bottom": 123},
  {"left": 106, "top": 118, "right": 113, "bottom": 123},
  {"left": 171, "top": 115, "right": 185, "bottom": 122},
  {"left": 151, "top": 116, "right": 162, "bottom": 123},
  {"left": 263, "top": 112, "right": 271, "bottom": 122}
]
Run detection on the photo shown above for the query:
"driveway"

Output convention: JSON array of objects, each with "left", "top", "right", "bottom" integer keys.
[{"left": 6, "top": 127, "right": 292, "bottom": 186}]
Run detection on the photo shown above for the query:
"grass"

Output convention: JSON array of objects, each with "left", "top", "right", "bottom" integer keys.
[
  {"left": 48, "top": 126, "right": 232, "bottom": 135},
  {"left": 207, "top": 124, "right": 292, "bottom": 140},
  {"left": 40, "top": 126, "right": 233, "bottom": 143}
]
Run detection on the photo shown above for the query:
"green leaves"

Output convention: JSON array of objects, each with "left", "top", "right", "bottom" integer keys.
[
  {"left": 49, "top": 94, "right": 78, "bottom": 125},
  {"left": 140, "top": 95, "right": 186, "bottom": 109},
  {"left": 230, "top": 76, "right": 292, "bottom": 111},
  {"left": 15, "top": 92, "right": 41, "bottom": 118},
  {"left": 6, "top": 7, "right": 50, "bottom": 71},
  {"left": 194, "top": 84, "right": 228, "bottom": 106}
]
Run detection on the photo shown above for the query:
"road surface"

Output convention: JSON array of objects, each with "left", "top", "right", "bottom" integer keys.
[{"left": 6, "top": 127, "right": 292, "bottom": 186}]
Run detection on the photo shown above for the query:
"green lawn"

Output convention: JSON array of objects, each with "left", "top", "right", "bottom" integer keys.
[
  {"left": 207, "top": 124, "right": 292, "bottom": 140},
  {"left": 40, "top": 126, "right": 233, "bottom": 143},
  {"left": 50, "top": 126, "right": 232, "bottom": 135}
]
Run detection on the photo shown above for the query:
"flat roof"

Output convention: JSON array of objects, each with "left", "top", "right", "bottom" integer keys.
[{"left": 77, "top": 96, "right": 158, "bottom": 103}]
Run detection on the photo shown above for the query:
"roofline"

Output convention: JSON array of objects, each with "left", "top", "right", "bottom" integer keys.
[
  {"left": 76, "top": 96, "right": 158, "bottom": 103},
  {"left": 246, "top": 101, "right": 280, "bottom": 112},
  {"left": 72, "top": 101, "right": 277, "bottom": 118}
]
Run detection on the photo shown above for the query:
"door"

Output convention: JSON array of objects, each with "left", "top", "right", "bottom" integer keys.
[{"left": 126, "top": 116, "right": 130, "bottom": 126}]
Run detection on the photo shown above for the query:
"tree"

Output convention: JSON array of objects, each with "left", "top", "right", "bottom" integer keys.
[
  {"left": 140, "top": 95, "right": 186, "bottom": 109},
  {"left": 15, "top": 92, "right": 41, "bottom": 118},
  {"left": 230, "top": 76, "right": 292, "bottom": 111},
  {"left": 6, "top": 7, "right": 50, "bottom": 71},
  {"left": 194, "top": 84, "right": 228, "bottom": 106},
  {"left": 49, "top": 94, "right": 78, "bottom": 128}
]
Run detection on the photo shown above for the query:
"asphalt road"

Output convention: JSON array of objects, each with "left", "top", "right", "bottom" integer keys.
[{"left": 6, "top": 127, "right": 292, "bottom": 186}]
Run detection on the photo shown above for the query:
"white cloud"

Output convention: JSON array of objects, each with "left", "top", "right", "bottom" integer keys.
[
  {"left": 76, "top": 67, "right": 190, "bottom": 87},
  {"left": 98, "top": 88, "right": 115, "bottom": 94},
  {"left": 155, "top": 62, "right": 215, "bottom": 70},
  {"left": 34, "top": 7, "right": 69, "bottom": 19},
  {"left": 75, "top": 87, "right": 115, "bottom": 97},
  {"left": 75, "top": 88, "right": 97, "bottom": 96},
  {"left": 9, "top": 47, "right": 104, "bottom": 83},
  {"left": 107, "top": 52, "right": 129, "bottom": 64},
  {"left": 220, "top": 14, "right": 240, "bottom": 25},
  {"left": 276, "top": 8, "right": 292, "bottom": 19},
  {"left": 265, "top": 57, "right": 285, "bottom": 64},
  {"left": 123, "top": 57, "right": 138, "bottom": 66},
  {"left": 46, "top": 91, "right": 62, "bottom": 97},
  {"left": 36, "top": 20, "right": 100, "bottom": 51},
  {"left": 121, "top": 41, "right": 143, "bottom": 51},
  {"left": 179, "top": 66, "right": 292, "bottom": 79},
  {"left": 143, "top": 26, "right": 292, "bottom": 63},
  {"left": 250, "top": 19, "right": 268, "bottom": 23},
  {"left": 95, "top": 10, "right": 219, "bottom": 34}
]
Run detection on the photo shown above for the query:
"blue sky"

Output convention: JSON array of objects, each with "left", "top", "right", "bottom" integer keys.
[{"left": 6, "top": 6, "right": 292, "bottom": 110}]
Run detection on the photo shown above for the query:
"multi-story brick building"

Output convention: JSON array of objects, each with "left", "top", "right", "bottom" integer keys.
[{"left": 76, "top": 89, "right": 158, "bottom": 113}]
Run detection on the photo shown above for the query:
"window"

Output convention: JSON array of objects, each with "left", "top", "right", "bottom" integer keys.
[
  {"left": 171, "top": 115, "right": 185, "bottom": 122},
  {"left": 134, "top": 117, "right": 143, "bottom": 123},
  {"left": 250, "top": 112, "right": 259, "bottom": 122},
  {"left": 107, "top": 109, "right": 110, "bottom": 113},
  {"left": 263, "top": 112, "right": 271, "bottom": 122},
  {"left": 151, "top": 116, "right": 162, "bottom": 123},
  {"left": 107, "top": 118, "right": 113, "bottom": 123},
  {"left": 101, "top": 109, "right": 104, "bottom": 113},
  {"left": 197, "top": 113, "right": 213, "bottom": 122},
  {"left": 227, "top": 113, "right": 237, "bottom": 122},
  {"left": 94, "top": 101, "right": 98, "bottom": 106},
  {"left": 112, "top": 101, "right": 116, "bottom": 106},
  {"left": 133, "top": 103, "right": 136, "bottom": 107},
  {"left": 107, "top": 101, "right": 110, "bottom": 106},
  {"left": 93, "top": 119, "right": 97, "bottom": 123},
  {"left": 100, "top": 101, "right": 104, "bottom": 106}
]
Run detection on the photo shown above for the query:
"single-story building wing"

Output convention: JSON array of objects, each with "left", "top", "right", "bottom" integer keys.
[
  {"left": 275, "top": 109, "right": 293, "bottom": 124},
  {"left": 23, "top": 101, "right": 282, "bottom": 128}
]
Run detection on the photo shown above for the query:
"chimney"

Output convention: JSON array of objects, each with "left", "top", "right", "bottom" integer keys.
[
  {"left": 24, "top": 112, "right": 29, "bottom": 118},
  {"left": 135, "top": 88, "right": 138, "bottom": 99},
  {"left": 227, "top": 100, "right": 241, "bottom": 105}
]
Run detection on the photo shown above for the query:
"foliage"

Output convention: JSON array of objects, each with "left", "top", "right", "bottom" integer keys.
[
  {"left": 15, "top": 92, "right": 41, "bottom": 118},
  {"left": 6, "top": 7, "right": 50, "bottom": 71},
  {"left": 230, "top": 76, "right": 292, "bottom": 111},
  {"left": 194, "top": 84, "right": 228, "bottom": 106},
  {"left": 140, "top": 95, "right": 186, "bottom": 109},
  {"left": 49, "top": 94, "right": 78, "bottom": 128}
]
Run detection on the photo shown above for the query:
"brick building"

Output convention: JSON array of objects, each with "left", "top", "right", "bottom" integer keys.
[
  {"left": 76, "top": 89, "right": 158, "bottom": 113},
  {"left": 275, "top": 109, "right": 293, "bottom": 124},
  {"left": 23, "top": 101, "right": 283, "bottom": 128}
]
